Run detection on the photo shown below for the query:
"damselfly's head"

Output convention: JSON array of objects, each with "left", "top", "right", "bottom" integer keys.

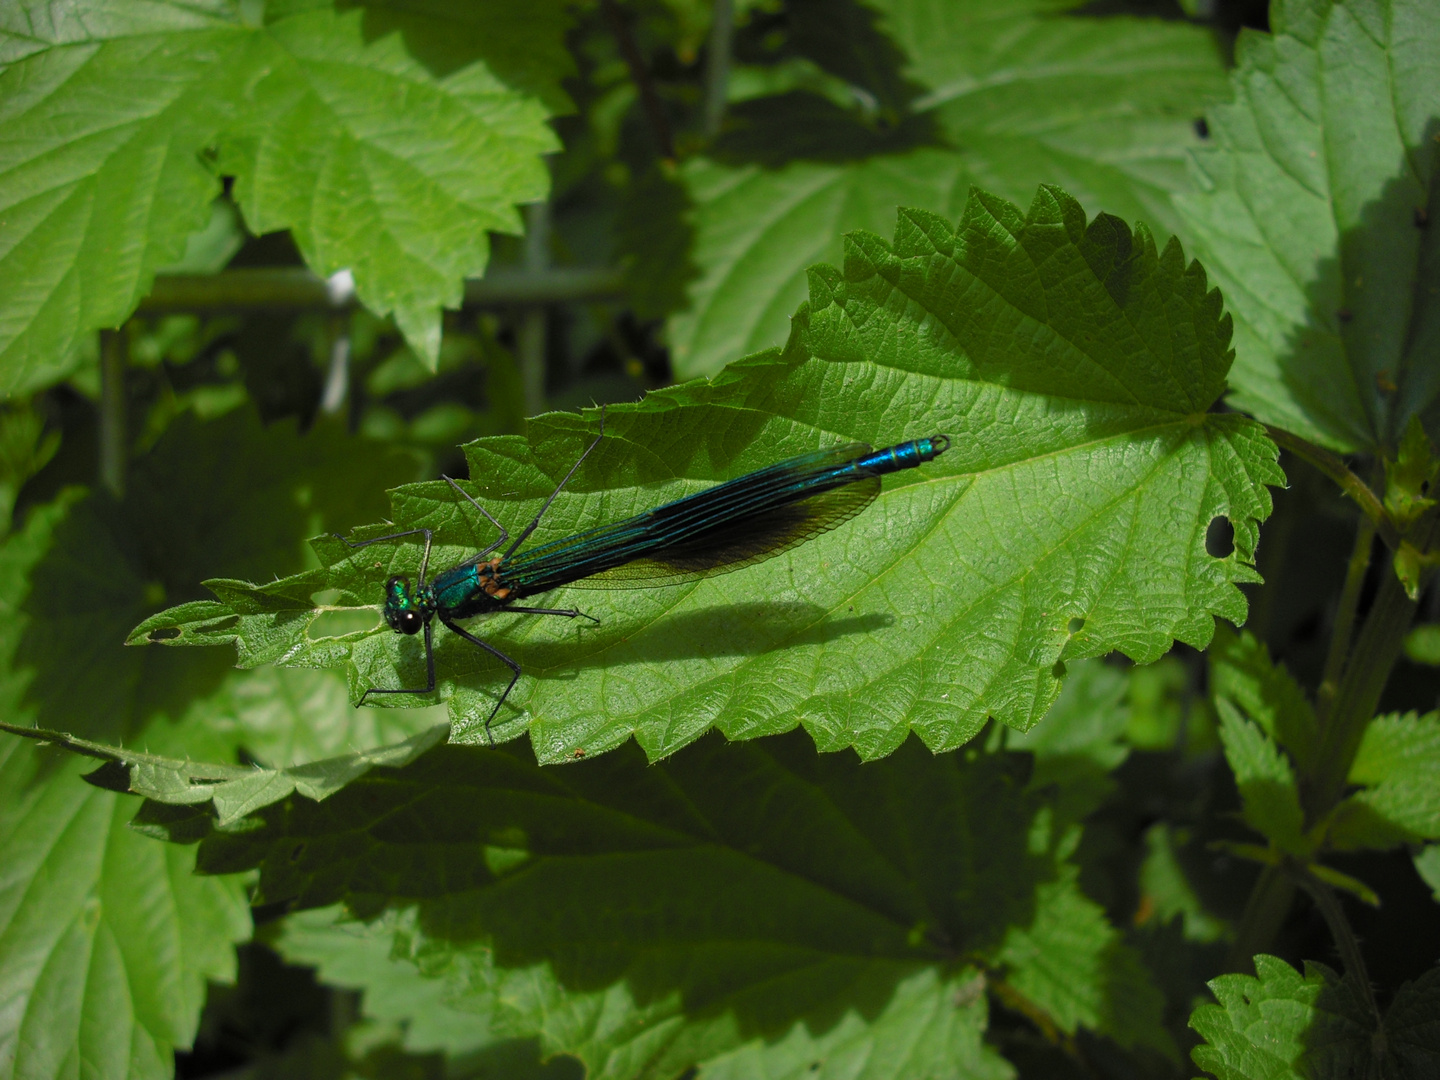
[{"left": 383, "top": 575, "right": 432, "bottom": 635}]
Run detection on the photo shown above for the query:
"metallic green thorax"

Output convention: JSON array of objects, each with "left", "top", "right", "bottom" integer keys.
[{"left": 384, "top": 575, "right": 436, "bottom": 636}]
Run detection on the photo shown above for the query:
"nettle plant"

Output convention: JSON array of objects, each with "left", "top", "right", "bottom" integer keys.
[{"left": 1, "top": 1, "right": 1437, "bottom": 1078}]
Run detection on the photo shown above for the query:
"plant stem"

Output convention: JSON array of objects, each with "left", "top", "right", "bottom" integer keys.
[
  {"left": 1317, "top": 509, "right": 1376, "bottom": 721},
  {"left": 1264, "top": 425, "right": 1398, "bottom": 550},
  {"left": 519, "top": 202, "right": 551, "bottom": 415},
  {"left": 1309, "top": 559, "right": 1417, "bottom": 818},
  {"left": 98, "top": 329, "right": 126, "bottom": 498},
  {"left": 139, "top": 267, "right": 625, "bottom": 313},
  {"left": 703, "top": 0, "right": 734, "bottom": 136},
  {"left": 1225, "top": 864, "right": 1295, "bottom": 972},
  {"left": 599, "top": 0, "right": 676, "bottom": 160},
  {"left": 1290, "top": 863, "right": 1386, "bottom": 1059}
]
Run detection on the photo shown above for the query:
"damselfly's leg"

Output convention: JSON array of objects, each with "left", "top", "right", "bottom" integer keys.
[
  {"left": 441, "top": 476, "right": 508, "bottom": 558},
  {"left": 333, "top": 527, "right": 436, "bottom": 583},
  {"left": 503, "top": 408, "right": 607, "bottom": 558},
  {"left": 441, "top": 618, "right": 521, "bottom": 746},
  {"left": 357, "top": 621, "right": 436, "bottom": 706},
  {"left": 507, "top": 605, "right": 601, "bottom": 624}
]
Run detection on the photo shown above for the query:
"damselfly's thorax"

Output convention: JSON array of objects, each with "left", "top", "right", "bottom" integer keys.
[{"left": 383, "top": 575, "right": 435, "bottom": 635}]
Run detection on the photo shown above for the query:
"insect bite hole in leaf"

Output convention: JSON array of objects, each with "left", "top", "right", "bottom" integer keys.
[
  {"left": 308, "top": 607, "right": 382, "bottom": 640},
  {"left": 1206, "top": 516, "right": 1235, "bottom": 559},
  {"left": 148, "top": 627, "right": 181, "bottom": 642}
]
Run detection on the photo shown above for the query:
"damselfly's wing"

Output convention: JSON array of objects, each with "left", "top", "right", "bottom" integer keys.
[
  {"left": 502, "top": 443, "right": 881, "bottom": 593},
  {"left": 575, "top": 476, "right": 881, "bottom": 588}
]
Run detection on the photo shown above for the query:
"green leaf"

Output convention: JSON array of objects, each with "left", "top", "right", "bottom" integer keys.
[
  {"left": 996, "top": 866, "right": 1175, "bottom": 1059},
  {"left": 1137, "top": 823, "right": 1229, "bottom": 944},
  {"left": 0, "top": 715, "right": 447, "bottom": 827},
  {"left": 170, "top": 731, "right": 1148, "bottom": 1078},
  {"left": 0, "top": 496, "right": 251, "bottom": 1080},
  {"left": 670, "top": 1, "right": 1226, "bottom": 378},
  {"left": 1328, "top": 711, "right": 1440, "bottom": 850},
  {"left": 1215, "top": 700, "right": 1308, "bottom": 856},
  {"left": 274, "top": 905, "right": 516, "bottom": 1058},
  {"left": 1384, "top": 416, "right": 1439, "bottom": 525},
  {"left": 668, "top": 151, "right": 967, "bottom": 380},
  {"left": 0, "top": 4, "right": 564, "bottom": 388},
  {"left": 1416, "top": 845, "right": 1440, "bottom": 903},
  {"left": 1404, "top": 623, "right": 1440, "bottom": 665},
  {"left": 135, "top": 187, "right": 1282, "bottom": 763},
  {"left": 1209, "top": 627, "right": 1319, "bottom": 773},
  {"left": 693, "top": 968, "right": 1011, "bottom": 1080},
  {"left": 1386, "top": 967, "right": 1440, "bottom": 1075},
  {"left": 10, "top": 409, "right": 415, "bottom": 744},
  {"left": 1173, "top": 0, "right": 1440, "bottom": 453},
  {"left": 1005, "top": 658, "right": 1129, "bottom": 823},
  {"left": 1189, "top": 955, "right": 1440, "bottom": 1080},
  {"left": 0, "top": 743, "right": 252, "bottom": 1080}
]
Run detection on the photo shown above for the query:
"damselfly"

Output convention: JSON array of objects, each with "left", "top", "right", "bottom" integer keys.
[{"left": 336, "top": 415, "right": 949, "bottom": 742}]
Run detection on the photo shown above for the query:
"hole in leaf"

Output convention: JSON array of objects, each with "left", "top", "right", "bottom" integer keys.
[
  {"left": 195, "top": 615, "right": 239, "bottom": 636},
  {"left": 310, "top": 588, "right": 344, "bottom": 607},
  {"left": 308, "top": 608, "right": 381, "bottom": 639},
  {"left": 1205, "top": 516, "right": 1235, "bottom": 558},
  {"left": 148, "top": 627, "right": 181, "bottom": 642},
  {"left": 1067, "top": 617, "right": 1085, "bottom": 635},
  {"left": 1051, "top": 660, "right": 1067, "bottom": 680}
]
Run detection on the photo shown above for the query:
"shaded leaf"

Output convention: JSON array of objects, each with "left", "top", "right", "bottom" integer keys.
[
  {"left": 171, "top": 730, "right": 1150, "bottom": 1079},
  {"left": 1190, "top": 955, "right": 1440, "bottom": 1080},
  {"left": 670, "top": 0, "right": 1226, "bottom": 377},
  {"left": 0, "top": 496, "right": 251, "bottom": 1080},
  {"left": 1210, "top": 627, "right": 1319, "bottom": 773},
  {"left": 1173, "top": 0, "right": 1440, "bottom": 452},
  {"left": 1328, "top": 711, "right": 1440, "bottom": 850},
  {"left": 1215, "top": 698, "right": 1307, "bottom": 856},
  {"left": 0, "top": 716, "right": 447, "bottom": 827}
]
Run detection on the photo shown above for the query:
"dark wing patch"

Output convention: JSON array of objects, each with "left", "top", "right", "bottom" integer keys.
[{"left": 571, "top": 477, "right": 881, "bottom": 589}]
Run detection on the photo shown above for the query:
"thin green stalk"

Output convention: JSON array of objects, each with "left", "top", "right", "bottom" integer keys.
[
  {"left": 1264, "top": 425, "right": 1398, "bottom": 550},
  {"left": 1310, "top": 562, "right": 1417, "bottom": 817},
  {"left": 519, "top": 201, "right": 551, "bottom": 415},
  {"left": 1316, "top": 511, "right": 1376, "bottom": 721},
  {"left": 703, "top": 0, "right": 734, "bottom": 136},
  {"left": 1225, "top": 865, "right": 1295, "bottom": 973},
  {"left": 1290, "top": 863, "right": 1386, "bottom": 1066},
  {"left": 139, "top": 267, "right": 625, "bottom": 312},
  {"left": 599, "top": 0, "right": 675, "bottom": 160}
]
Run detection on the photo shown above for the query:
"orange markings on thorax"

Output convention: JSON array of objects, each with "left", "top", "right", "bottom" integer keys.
[{"left": 476, "top": 557, "right": 512, "bottom": 601}]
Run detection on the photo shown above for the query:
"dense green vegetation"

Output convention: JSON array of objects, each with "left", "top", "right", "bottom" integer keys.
[{"left": 0, "top": 1, "right": 1436, "bottom": 1077}]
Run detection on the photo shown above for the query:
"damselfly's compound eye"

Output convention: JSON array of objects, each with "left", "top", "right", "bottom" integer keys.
[{"left": 397, "top": 609, "right": 423, "bottom": 635}]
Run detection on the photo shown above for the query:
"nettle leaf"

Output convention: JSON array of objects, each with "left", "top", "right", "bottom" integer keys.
[
  {"left": 1328, "top": 711, "right": 1440, "bottom": 850},
  {"left": 1210, "top": 628, "right": 1318, "bottom": 773},
  {"left": 275, "top": 905, "right": 519, "bottom": 1059},
  {"left": 0, "top": 497, "right": 251, "bottom": 1080},
  {"left": 1173, "top": 0, "right": 1440, "bottom": 453},
  {"left": 1416, "top": 845, "right": 1440, "bottom": 903},
  {"left": 0, "top": 716, "right": 447, "bottom": 828},
  {"left": 16, "top": 409, "right": 414, "bottom": 744},
  {"left": 668, "top": 0, "right": 1225, "bottom": 378},
  {"left": 995, "top": 866, "right": 1174, "bottom": 1060},
  {"left": 1004, "top": 658, "right": 1130, "bottom": 824},
  {"left": 1215, "top": 699, "right": 1307, "bottom": 857},
  {"left": 133, "top": 187, "right": 1281, "bottom": 763},
  {"left": 1189, "top": 955, "right": 1440, "bottom": 1080},
  {"left": 0, "top": 3, "right": 566, "bottom": 389},
  {"left": 178, "top": 731, "right": 1133, "bottom": 1079}
]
